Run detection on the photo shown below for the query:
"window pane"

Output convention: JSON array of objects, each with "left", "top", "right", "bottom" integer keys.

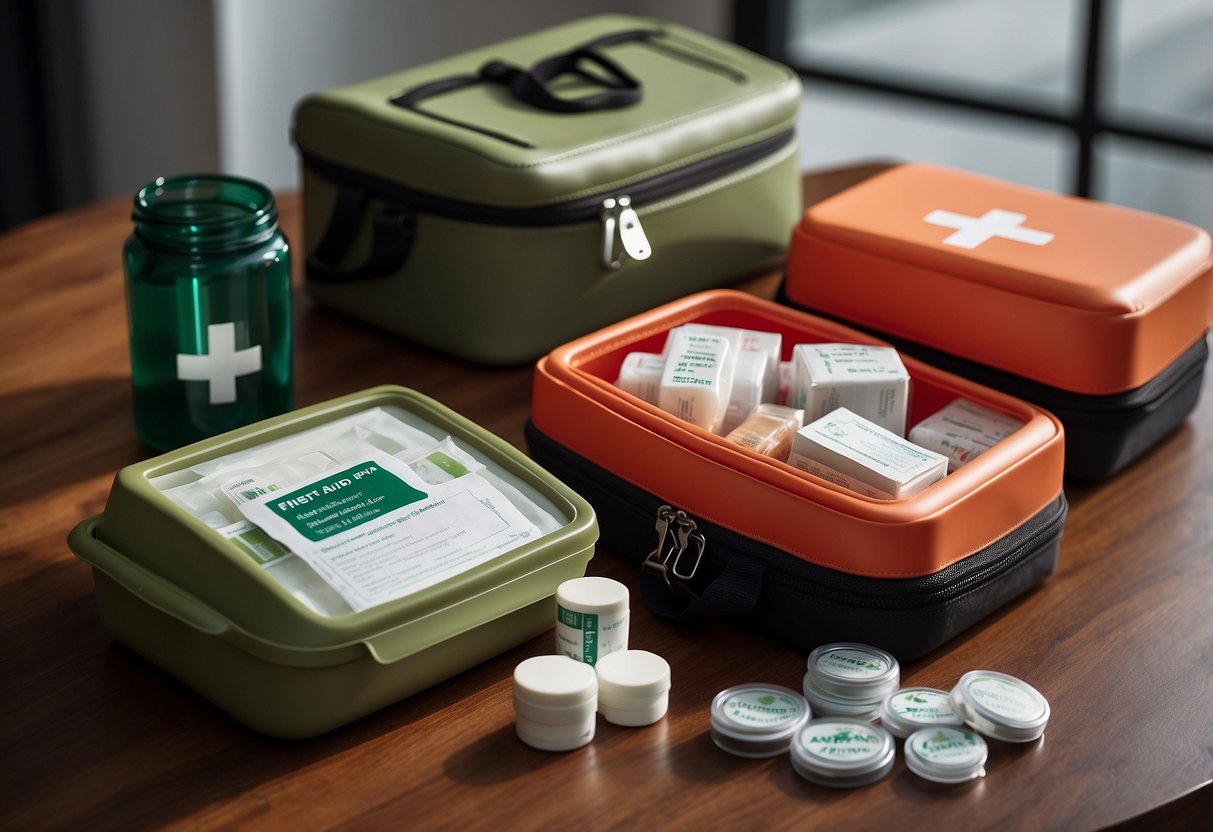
[
  {"left": 1093, "top": 136, "right": 1213, "bottom": 230},
  {"left": 797, "top": 82, "right": 1074, "bottom": 192},
  {"left": 1104, "top": 0, "right": 1213, "bottom": 139},
  {"left": 785, "top": 0, "right": 1083, "bottom": 114}
]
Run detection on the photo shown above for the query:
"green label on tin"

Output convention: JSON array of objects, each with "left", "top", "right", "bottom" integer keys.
[
  {"left": 721, "top": 689, "right": 805, "bottom": 728},
  {"left": 266, "top": 462, "right": 428, "bottom": 543},
  {"left": 799, "top": 722, "right": 884, "bottom": 760},
  {"left": 888, "top": 690, "right": 960, "bottom": 723},
  {"left": 912, "top": 728, "right": 984, "bottom": 765},
  {"left": 816, "top": 648, "right": 888, "bottom": 678}
]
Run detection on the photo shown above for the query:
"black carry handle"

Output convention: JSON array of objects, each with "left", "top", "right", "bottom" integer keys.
[
  {"left": 308, "top": 29, "right": 654, "bottom": 284},
  {"left": 391, "top": 28, "right": 653, "bottom": 115},
  {"left": 306, "top": 183, "right": 417, "bottom": 284},
  {"left": 639, "top": 550, "right": 769, "bottom": 622}
]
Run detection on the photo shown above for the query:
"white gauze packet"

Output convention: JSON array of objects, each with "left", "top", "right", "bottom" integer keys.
[
  {"left": 789, "top": 343, "right": 910, "bottom": 436},
  {"left": 674, "top": 323, "right": 781, "bottom": 403},
  {"left": 658, "top": 330, "right": 736, "bottom": 433},
  {"left": 615, "top": 352, "right": 665, "bottom": 404},
  {"left": 908, "top": 399, "right": 1024, "bottom": 472},
  {"left": 787, "top": 407, "right": 948, "bottom": 500}
]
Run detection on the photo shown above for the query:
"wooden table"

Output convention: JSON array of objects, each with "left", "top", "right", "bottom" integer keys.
[{"left": 1, "top": 168, "right": 1209, "bottom": 831}]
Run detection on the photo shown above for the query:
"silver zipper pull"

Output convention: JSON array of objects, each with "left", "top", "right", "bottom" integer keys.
[{"left": 601, "top": 195, "right": 652, "bottom": 270}]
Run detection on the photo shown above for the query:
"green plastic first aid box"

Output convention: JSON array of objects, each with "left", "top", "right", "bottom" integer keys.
[
  {"left": 68, "top": 387, "right": 597, "bottom": 737},
  {"left": 293, "top": 14, "right": 802, "bottom": 364}
]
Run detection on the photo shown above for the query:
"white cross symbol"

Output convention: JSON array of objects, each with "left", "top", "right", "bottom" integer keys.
[
  {"left": 176, "top": 322, "right": 262, "bottom": 405},
  {"left": 924, "top": 208, "right": 1054, "bottom": 250}
]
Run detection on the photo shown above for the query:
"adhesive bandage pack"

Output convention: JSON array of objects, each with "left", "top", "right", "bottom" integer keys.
[{"left": 787, "top": 407, "right": 948, "bottom": 500}]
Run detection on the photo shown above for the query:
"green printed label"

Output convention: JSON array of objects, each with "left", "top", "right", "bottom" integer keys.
[
  {"left": 556, "top": 604, "right": 600, "bottom": 665},
  {"left": 889, "top": 690, "right": 959, "bottom": 723},
  {"left": 267, "top": 461, "right": 428, "bottom": 542},
  {"left": 721, "top": 689, "right": 805, "bottom": 728},
  {"left": 817, "top": 648, "right": 888, "bottom": 678},
  {"left": 799, "top": 722, "right": 884, "bottom": 760},
  {"left": 912, "top": 728, "right": 984, "bottom": 765}
]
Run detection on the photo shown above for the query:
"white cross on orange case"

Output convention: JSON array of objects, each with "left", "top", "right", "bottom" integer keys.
[{"left": 786, "top": 163, "right": 1212, "bottom": 395}]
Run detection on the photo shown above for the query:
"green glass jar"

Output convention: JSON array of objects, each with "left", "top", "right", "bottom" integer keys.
[{"left": 124, "top": 175, "right": 293, "bottom": 451}]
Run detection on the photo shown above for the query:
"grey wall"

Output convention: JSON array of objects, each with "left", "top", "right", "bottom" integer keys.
[{"left": 72, "top": 0, "right": 729, "bottom": 201}]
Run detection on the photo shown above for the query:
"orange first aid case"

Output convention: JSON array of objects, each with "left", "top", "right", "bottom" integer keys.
[
  {"left": 528, "top": 290, "right": 1066, "bottom": 660},
  {"left": 780, "top": 163, "right": 1212, "bottom": 481}
]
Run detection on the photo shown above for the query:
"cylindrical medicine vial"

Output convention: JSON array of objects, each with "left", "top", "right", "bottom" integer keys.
[
  {"left": 594, "top": 649, "right": 671, "bottom": 727},
  {"left": 124, "top": 175, "right": 292, "bottom": 451},
  {"left": 554, "top": 577, "right": 629, "bottom": 665},
  {"left": 513, "top": 655, "right": 598, "bottom": 752}
]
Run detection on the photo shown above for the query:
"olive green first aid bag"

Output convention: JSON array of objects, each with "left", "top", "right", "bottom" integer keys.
[{"left": 292, "top": 15, "right": 802, "bottom": 364}]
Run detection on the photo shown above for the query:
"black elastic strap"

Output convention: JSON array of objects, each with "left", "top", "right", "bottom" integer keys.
[
  {"left": 479, "top": 46, "right": 640, "bottom": 113},
  {"left": 640, "top": 551, "right": 768, "bottom": 622},
  {"left": 391, "top": 28, "right": 653, "bottom": 116},
  {"left": 306, "top": 199, "right": 416, "bottom": 284}
]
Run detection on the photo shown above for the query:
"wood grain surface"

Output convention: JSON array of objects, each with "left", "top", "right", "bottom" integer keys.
[{"left": 0, "top": 166, "right": 1209, "bottom": 831}]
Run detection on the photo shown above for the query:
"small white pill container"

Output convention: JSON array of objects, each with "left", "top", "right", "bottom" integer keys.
[
  {"left": 790, "top": 718, "right": 896, "bottom": 788},
  {"left": 880, "top": 687, "right": 965, "bottom": 738},
  {"left": 594, "top": 649, "right": 671, "bottom": 727},
  {"left": 710, "top": 684, "right": 811, "bottom": 758},
  {"left": 950, "top": 670, "right": 1050, "bottom": 742},
  {"left": 513, "top": 655, "right": 598, "bottom": 752},
  {"left": 904, "top": 726, "right": 988, "bottom": 784},
  {"left": 554, "top": 576, "right": 629, "bottom": 665},
  {"left": 804, "top": 642, "right": 899, "bottom": 719}
]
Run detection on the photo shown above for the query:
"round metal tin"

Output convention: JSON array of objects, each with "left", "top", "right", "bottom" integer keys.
[
  {"left": 880, "top": 687, "right": 964, "bottom": 738},
  {"left": 790, "top": 719, "right": 896, "bottom": 788},
  {"left": 710, "top": 684, "right": 811, "bottom": 758},
  {"left": 904, "top": 727, "right": 988, "bottom": 784},
  {"left": 950, "top": 670, "right": 1050, "bottom": 742},
  {"left": 806, "top": 643, "right": 900, "bottom": 702}
]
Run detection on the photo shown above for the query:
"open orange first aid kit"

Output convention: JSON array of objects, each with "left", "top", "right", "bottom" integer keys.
[
  {"left": 527, "top": 290, "right": 1066, "bottom": 660},
  {"left": 779, "top": 164, "right": 1212, "bottom": 481}
]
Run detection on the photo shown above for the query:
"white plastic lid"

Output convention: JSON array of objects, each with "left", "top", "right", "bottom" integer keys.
[
  {"left": 710, "top": 684, "right": 810, "bottom": 757},
  {"left": 950, "top": 670, "right": 1050, "bottom": 743},
  {"left": 806, "top": 643, "right": 900, "bottom": 702},
  {"left": 513, "top": 655, "right": 598, "bottom": 709},
  {"left": 595, "top": 650, "right": 671, "bottom": 701},
  {"left": 904, "top": 727, "right": 988, "bottom": 783},
  {"left": 802, "top": 676, "right": 881, "bottom": 721},
  {"left": 880, "top": 687, "right": 964, "bottom": 738},
  {"left": 556, "top": 576, "right": 630, "bottom": 615},
  {"left": 790, "top": 719, "right": 896, "bottom": 788}
]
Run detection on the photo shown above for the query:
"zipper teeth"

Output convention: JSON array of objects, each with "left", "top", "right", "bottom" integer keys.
[
  {"left": 526, "top": 423, "right": 1065, "bottom": 612},
  {"left": 302, "top": 128, "right": 795, "bottom": 227}
]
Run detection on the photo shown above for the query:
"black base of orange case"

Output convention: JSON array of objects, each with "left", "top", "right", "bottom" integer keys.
[{"left": 527, "top": 422, "right": 1066, "bottom": 661}]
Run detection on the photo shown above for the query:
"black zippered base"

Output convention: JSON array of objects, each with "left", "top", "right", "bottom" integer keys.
[
  {"left": 526, "top": 421, "right": 1065, "bottom": 661},
  {"left": 776, "top": 281, "right": 1209, "bottom": 483}
]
